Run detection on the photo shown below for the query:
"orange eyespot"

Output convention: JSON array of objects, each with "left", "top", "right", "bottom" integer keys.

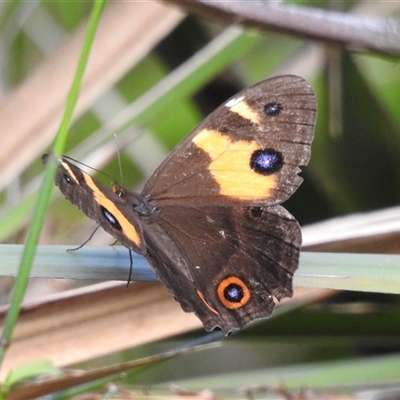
[{"left": 217, "top": 277, "right": 251, "bottom": 309}]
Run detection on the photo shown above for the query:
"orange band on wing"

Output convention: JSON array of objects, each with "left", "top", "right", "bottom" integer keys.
[
  {"left": 60, "top": 161, "right": 79, "bottom": 184},
  {"left": 83, "top": 173, "right": 142, "bottom": 248},
  {"left": 193, "top": 129, "right": 278, "bottom": 199},
  {"left": 197, "top": 290, "right": 219, "bottom": 315}
]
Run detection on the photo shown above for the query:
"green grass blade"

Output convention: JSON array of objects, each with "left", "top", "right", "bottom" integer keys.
[
  {"left": 0, "top": 0, "right": 106, "bottom": 370},
  {"left": 173, "top": 352, "right": 400, "bottom": 391},
  {"left": 2, "top": 245, "right": 400, "bottom": 295}
]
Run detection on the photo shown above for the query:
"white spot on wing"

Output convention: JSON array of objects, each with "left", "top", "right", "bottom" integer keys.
[{"left": 225, "top": 95, "right": 244, "bottom": 108}]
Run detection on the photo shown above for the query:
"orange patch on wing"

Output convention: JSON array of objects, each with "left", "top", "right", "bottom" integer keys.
[
  {"left": 197, "top": 290, "right": 219, "bottom": 315},
  {"left": 192, "top": 129, "right": 278, "bottom": 199},
  {"left": 83, "top": 172, "right": 142, "bottom": 248}
]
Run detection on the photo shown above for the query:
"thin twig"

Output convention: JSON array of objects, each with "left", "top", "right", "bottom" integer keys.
[{"left": 164, "top": 1, "right": 400, "bottom": 56}]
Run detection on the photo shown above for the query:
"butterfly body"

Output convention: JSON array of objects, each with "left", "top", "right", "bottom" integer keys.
[{"left": 44, "top": 75, "right": 316, "bottom": 334}]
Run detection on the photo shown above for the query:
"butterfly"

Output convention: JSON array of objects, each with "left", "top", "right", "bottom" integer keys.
[{"left": 43, "top": 75, "right": 316, "bottom": 335}]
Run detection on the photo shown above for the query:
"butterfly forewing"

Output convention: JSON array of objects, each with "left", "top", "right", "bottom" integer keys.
[
  {"left": 143, "top": 75, "right": 316, "bottom": 208},
  {"left": 46, "top": 155, "right": 146, "bottom": 255}
]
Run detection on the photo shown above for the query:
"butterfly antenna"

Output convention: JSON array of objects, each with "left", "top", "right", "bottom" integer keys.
[
  {"left": 62, "top": 156, "right": 117, "bottom": 186},
  {"left": 114, "top": 133, "right": 124, "bottom": 187}
]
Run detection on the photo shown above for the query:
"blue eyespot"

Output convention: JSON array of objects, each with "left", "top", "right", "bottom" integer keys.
[
  {"left": 224, "top": 283, "right": 244, "bottom": 303},
  {"left": 264, "top": 102, "right": 283, "bottom": 116},
  {"left": 250, "top": 148, "right": 283, "bottom": 175},
  {"left": 101, "top": 206, "right": 121, "bottom": 231},
  {"left": 63, "top": 174, "right": 72, "bottom": 184}
]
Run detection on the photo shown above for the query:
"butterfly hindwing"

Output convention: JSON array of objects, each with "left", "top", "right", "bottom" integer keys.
[{"left": 142, "top": 204, "right": 301, "bottom": 333}]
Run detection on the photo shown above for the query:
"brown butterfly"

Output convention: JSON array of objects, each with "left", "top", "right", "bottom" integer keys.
[{"left": 43, "top": 75, "right": 316, "bottom": 334}]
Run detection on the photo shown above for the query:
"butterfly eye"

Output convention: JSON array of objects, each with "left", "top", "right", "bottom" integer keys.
[
  {"left": 264, "top": 101, "right": 282, "bottom": 116},
  {"left": 112, "top": 184, "right": 124, "bottom": 197},
  {"left": 250, "top": 148, "right": 283, "bottom": 175},
  {"left": 100, "top": 206, "right": 122, "bottom": 231}
]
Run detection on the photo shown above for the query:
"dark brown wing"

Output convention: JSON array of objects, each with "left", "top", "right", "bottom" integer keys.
[
  {"left": 138, "top": 75, "right": 315, "bottom": 333},
  {"left": 44, "top": 155, "right": 146, "bottom": 255},
  {"left": 142, "top": 75, "right": 316, "bottom": 208},
  {"left": 142, "top": 204, "right": 301, "bottom": 334}
]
